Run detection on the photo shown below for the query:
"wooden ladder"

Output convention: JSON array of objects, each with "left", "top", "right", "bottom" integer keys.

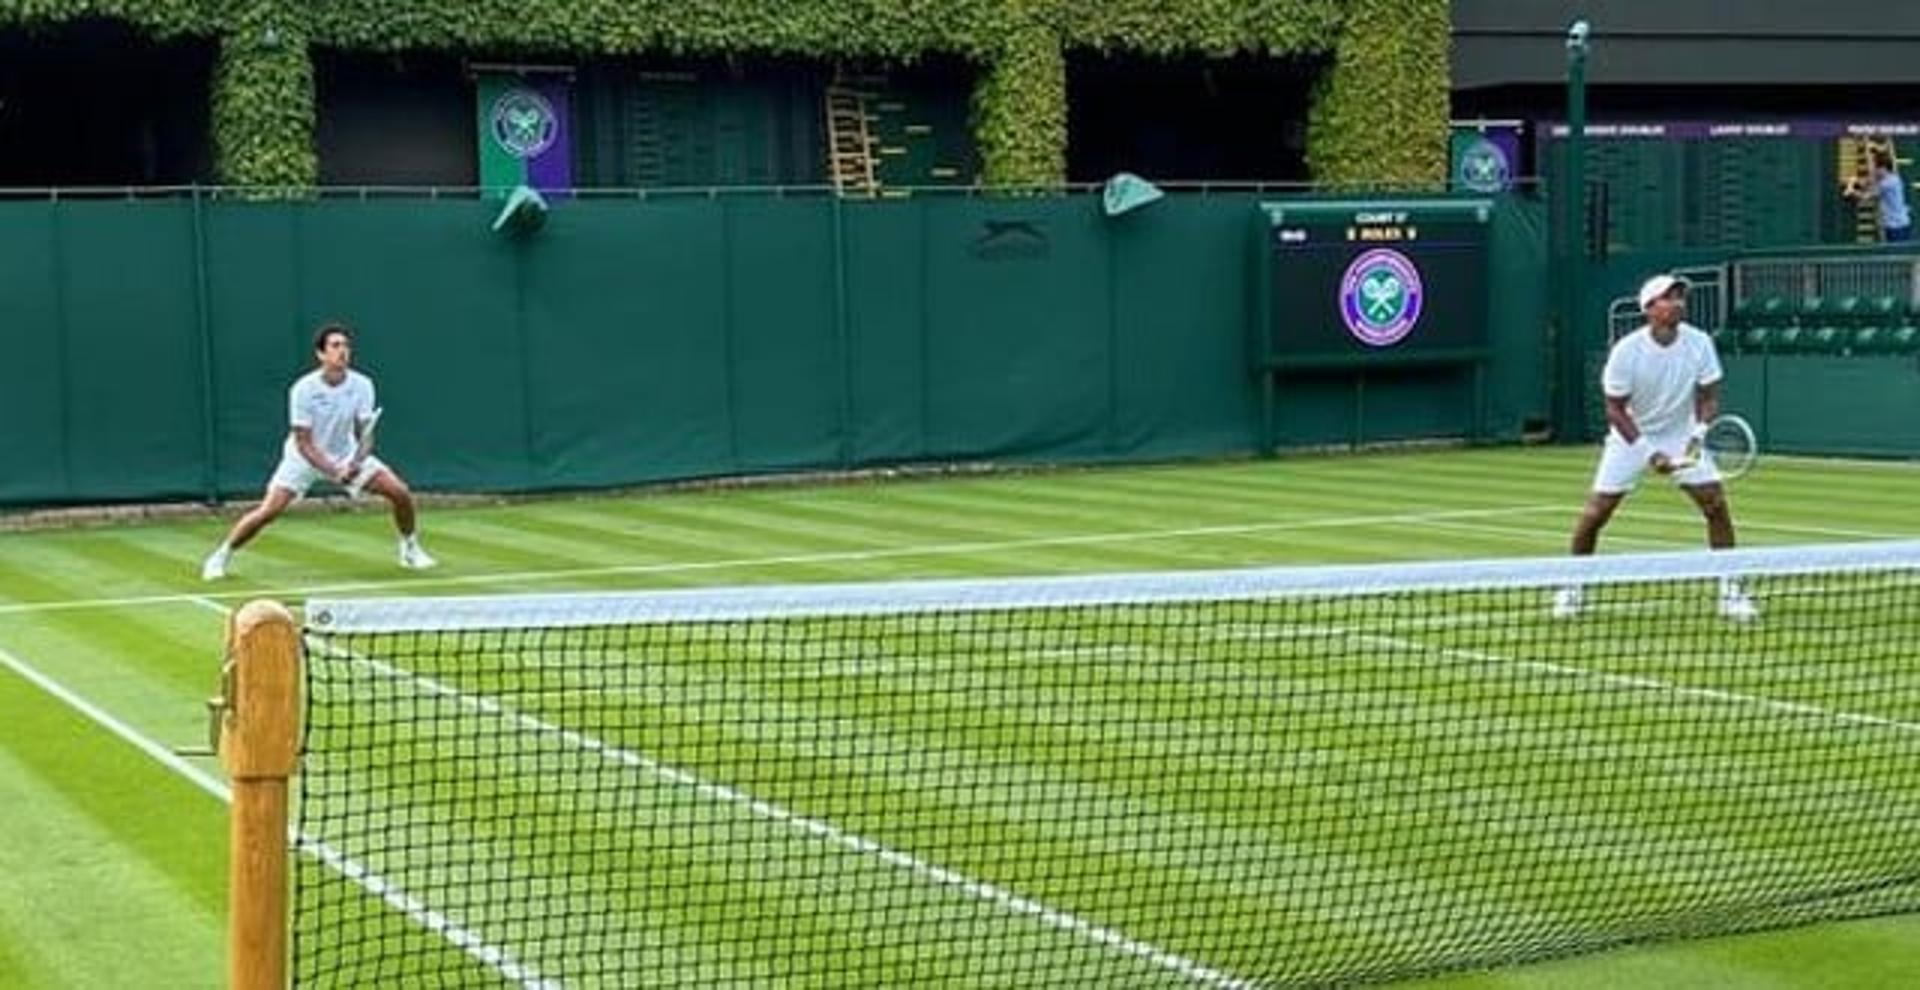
[{"left": 825, "top": 81, "right": 877, "bottom": 198}]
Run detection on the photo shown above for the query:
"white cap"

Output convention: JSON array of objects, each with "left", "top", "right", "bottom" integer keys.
[{"left": 1638, "top": 274, "right": 1691, "bottom": 311}]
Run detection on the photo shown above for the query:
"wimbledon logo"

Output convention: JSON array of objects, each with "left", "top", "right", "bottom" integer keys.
[
  {"left": 491, "top": 89, "right": 559, "bottom": 160},
  {"left": 1338, "top": 248, "right": 1424, "bottom": 347},
  {"left": 1456, "top": 137, "right": 1511, "bottom": 193}
]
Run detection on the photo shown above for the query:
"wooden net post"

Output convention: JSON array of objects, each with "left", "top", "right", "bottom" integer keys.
[{"left": 221, "top": 600, "right": 301, "bottom": 990}]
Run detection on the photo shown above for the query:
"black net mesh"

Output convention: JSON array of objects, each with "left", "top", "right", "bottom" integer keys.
[{"left": 293, "top": 553, "right": 1920, "bottom": 987}]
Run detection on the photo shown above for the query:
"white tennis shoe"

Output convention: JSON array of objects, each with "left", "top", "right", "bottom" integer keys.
[{"left": 399, "top": 537, "right": 437, "bottom": 571}]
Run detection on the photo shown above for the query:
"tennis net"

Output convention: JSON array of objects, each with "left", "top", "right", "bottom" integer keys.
[{"left": 294, "top": 540, "right": 1920, "bottom": 987}]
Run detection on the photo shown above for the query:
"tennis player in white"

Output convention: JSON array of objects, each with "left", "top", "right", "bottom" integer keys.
[
  {"left": 1554, "top": 274, "right": 1756, "bottom": 621},
  {"left": 202, "top": 323, "right": 436, "bottom": 580}
]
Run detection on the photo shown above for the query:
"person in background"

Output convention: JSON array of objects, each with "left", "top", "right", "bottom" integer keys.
[{"left": 1845, "top": 148, "right": 1912, "bottom": 243}]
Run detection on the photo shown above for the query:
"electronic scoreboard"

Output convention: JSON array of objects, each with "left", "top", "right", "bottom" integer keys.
[{"left": 1256, "top": 199, "right": 1493, "bottom": 367}]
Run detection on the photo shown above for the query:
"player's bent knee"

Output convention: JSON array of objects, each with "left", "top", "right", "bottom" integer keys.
[{"left": 259, "top": 491, "right": 295, "bottom": 518}]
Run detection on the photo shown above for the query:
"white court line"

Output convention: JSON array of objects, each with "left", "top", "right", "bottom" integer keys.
[
  {"left": 1321, "top": 513, "right": 1920, "bottom": 736},
  {"left": 0, "top": 644, "right": 231, "bottom": 802},
  {"left": 0, "top": 503, "right": 1564, "bottom": 618},
  {"left": 1349, "top": 632, "right": 1920, "bottom": 740},
  {"left": 0, "top": 634, "right": 558, "bottom": 990},
  {"left": 209, "top": 596, "right": 1253, "bottom": 990}
]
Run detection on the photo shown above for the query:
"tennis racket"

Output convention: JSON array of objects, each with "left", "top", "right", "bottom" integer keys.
[
  {"left": 344, "top": 407, "right": 383, "bottom": 497},
  {"left": 1674, "top": 413, "right": 1758, "bottom": 481}
]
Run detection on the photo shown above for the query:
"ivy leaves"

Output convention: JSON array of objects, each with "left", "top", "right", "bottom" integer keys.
[{"left": 0, "top": 0, "right": 1446, "bottom": 188}]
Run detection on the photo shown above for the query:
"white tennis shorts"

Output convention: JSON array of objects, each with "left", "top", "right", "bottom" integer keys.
[
  {"left": 268, "top": 454, "right": 389, "bottom": 498},
  {"left": 1592, "top": 432, "right": 1720, "bottom": 494}
]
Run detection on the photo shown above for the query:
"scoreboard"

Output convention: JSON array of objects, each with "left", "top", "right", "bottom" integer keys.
[{"left": 1257, "top": 199, "right": 1493, "bottom": 367}]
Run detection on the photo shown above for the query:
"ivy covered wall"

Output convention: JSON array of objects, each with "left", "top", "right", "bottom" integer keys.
[{"left": 0, "top": 0, "right": 1448, "bottom": 187}]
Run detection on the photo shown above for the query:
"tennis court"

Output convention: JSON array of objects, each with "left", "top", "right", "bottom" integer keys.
[{"left": 4, "top": 445, "right": 1920, "bottom": 987}]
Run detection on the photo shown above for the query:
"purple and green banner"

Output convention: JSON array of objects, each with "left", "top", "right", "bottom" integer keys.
[
  {"left": 1541, "top": 120, "right": 1920, "bottom": 140},
  {"left": 1450, "top": 121, "right": 1521, "bottom": 193},
  {"left": 477, "top": 74, "right": 573, "bottom": 197}
]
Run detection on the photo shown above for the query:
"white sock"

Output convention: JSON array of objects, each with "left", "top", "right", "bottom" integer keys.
[{"left": 210, "top": 542, "right": 232, "bottom": 561}]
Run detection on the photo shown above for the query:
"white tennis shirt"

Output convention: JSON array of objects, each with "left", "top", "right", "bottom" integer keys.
[
  {"left": 285, "top": 369, "right": 377, "bottom": 464},
  {"left": 1601, "top": 323, "right": 1722, "bottom": 442}
]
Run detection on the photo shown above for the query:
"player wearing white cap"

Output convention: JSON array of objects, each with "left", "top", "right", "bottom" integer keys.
[{"left": 1554, "top": 274, "right": 1757, "bottom": 621}]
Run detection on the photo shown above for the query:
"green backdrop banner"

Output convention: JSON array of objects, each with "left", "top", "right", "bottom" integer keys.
[{"left": 0, "top": 193, "right": 1552, "bottom": 507}]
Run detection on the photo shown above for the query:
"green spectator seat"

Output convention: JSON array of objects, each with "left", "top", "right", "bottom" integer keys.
[
  {"left": 1731, "top": 298, "right": 1760, "bottom": 324},
  {"left": 1750, "top": 296, "right": 1792, "bottom": 324},
  {"left": 1805, "top": 325, "right": 1846, "bottom": 352}
]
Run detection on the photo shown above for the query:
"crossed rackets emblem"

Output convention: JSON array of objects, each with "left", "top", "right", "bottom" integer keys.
[
  {"left": 1339, "top": 248, "right": 1425, "bottom": 347},
  {"left": 1359, "top": 271, "right": 1407, "bottom": 322}
]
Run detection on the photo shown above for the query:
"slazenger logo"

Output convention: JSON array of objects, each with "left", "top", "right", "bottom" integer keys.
[
  {"left": 971, "top": 220, "right": 1049, "bottom": 261},
  {"left": 1338, "top": 248, "right": 1424, "bottom": 347},
  {"left": 490, "top": 89, "right": 559, "bottom": 159}
]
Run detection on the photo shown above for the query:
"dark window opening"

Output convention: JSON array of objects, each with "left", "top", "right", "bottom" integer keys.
[
  {"left": 1067, "top": 54, "right": 1320, "bottom": 184},
  {"left": 0, "top": 20, "right": 214, "bottom": 187}
]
